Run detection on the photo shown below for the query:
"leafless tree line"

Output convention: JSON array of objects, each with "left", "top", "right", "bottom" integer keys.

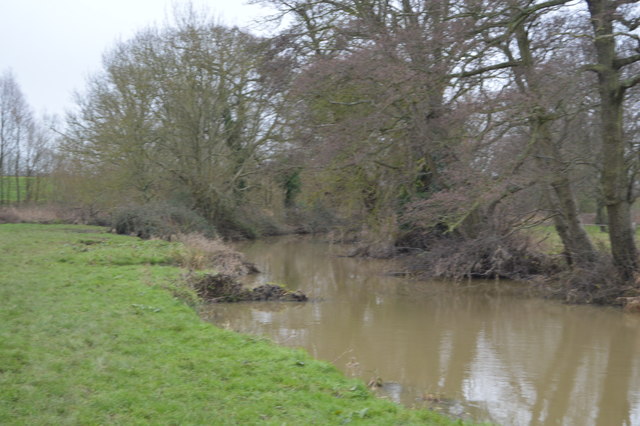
[
  {"left": 0, "top": 70, "right": 54, "bottom": 205},
  {"left": 51, "top": 1, "right": 640, "bottom": 295}
]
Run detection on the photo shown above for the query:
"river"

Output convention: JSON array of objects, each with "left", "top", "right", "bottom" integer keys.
[{"left": 200, "top": 236, "right": 640, "bottom": 425}]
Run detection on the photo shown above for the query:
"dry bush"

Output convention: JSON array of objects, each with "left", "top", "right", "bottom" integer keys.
[
  {"left": 405, "top": 230, "right": 556, "bottom": 281},
  {"left": 0, "top": 205, "right": 79, "bottom": 224},
  {"left": 111, "top": 203, "right": 213, "bottom": 239},
  {"left": 186, "top": 273, "right": 307, "bottom": 303},
  {"left": 0, "top": 208, "right": 21, "bottom": 223},
  {"left": 406, "top": 228, "right": 639, "bottom": 306},
  {"left": 174, "top": 233, "right": 259, "bottom": 277},
  {"left": 546, "top": 255, "right": 640, "bottom": 305},
  {"left": 618, "top": 296, "right": 640, "bottom": 313}
]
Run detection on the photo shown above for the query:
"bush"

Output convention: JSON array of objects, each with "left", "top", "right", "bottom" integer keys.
[
  {"left": 0, "top": 208, "right": 21, "bottom": 224},
  {"left": 111, "top": 203, "right": 215, "bottom": 239},
  {"left": 405, "top": 230, "right": 556, "bottom": 281},
  {"left": 547, "top": 255, "right": 640, "bottom": 305},
  {"left": 0, "top": 205, "right": 76, "bottom": 224},
  {"left": 285, "top": 204, "right": 341, "bottom": 234},
  {"left": 173, "top": 233, "right": 259, "bottom": 276}
]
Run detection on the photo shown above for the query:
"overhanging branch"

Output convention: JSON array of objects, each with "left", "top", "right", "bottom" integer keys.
[
  {"left": 621, "top": 73, "right": 640, "bottom": 90},
  {"left": 449, "top": 60, "right": 520, "bottom": 78}
]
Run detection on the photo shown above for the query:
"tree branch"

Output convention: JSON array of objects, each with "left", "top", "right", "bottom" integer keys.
[
  {"left": 328, "top": 100, "right": 373, "bottom": 106},
  {"left": 449, "top": 60, "right": 520, "bottom": 78},
  {"left": 621, "top": 73, "right": 640, "bottom": 90},
  {"left": 582, "top": 63, "right": 607, "bottom": 74},
  {"left": 614, "top": 53, "right": 640, "bottom": 69},
  {"left": 617, "top": 16, "right": 640, "bottom": 31}
]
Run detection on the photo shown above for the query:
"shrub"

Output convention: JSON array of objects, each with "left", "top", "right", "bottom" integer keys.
[
  {"left": 173, "top": 233, "right": 259, "bottom": 276},
  {"left": 547, "top": 255, "right": 640, "bottom": 305},
  {"left": 0, "top": 205, "right": 71, "bottom": 224},
  {"left": 0, "top": 208, "right": 21, "bottom": 224},
  {"left": 405, "top": 230, "right": 556, "bottom": 281},
  {"left": 285, "top": 204, "right": 341, "bottom": 234},
  {"left": 111, "top": 203, "right": 215, "bottom": 239}
]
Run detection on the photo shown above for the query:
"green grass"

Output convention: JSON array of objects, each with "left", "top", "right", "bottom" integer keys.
[
  {"left": 0, "top": 176, "right": 51, "bottom": 203},
  {"left": 528, "top": 224, "right": 640, "bottom": 255},
  {"left": 0, "top": 224, "right": 460, "bottom": 425}
]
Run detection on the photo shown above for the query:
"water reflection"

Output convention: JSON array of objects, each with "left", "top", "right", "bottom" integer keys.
[{"left": 201, "top": 236, "right": 640, "bottom": 425}]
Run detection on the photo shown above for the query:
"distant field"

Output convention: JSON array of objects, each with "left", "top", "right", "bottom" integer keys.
[{"left": 0, "top": 176, "right": 51, "bottom": 203}]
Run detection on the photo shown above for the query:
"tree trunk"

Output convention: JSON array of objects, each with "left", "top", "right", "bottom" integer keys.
[
  {"left": 607, "top": 200, "right": 637, "bottom": 278},
  {"left": 549, "top": 176, "right": 597, "bottom": 266},
  {"left": 600, "top": 95, "right": 637, "bottom": 277},
  {"left": 587, "top": 0, "right": 639, "bottom": 279},
  {"left": 537, "top": 121, "right": 597, "bottom": 267},
  {"left": 600, "top": 91, "right": 638, "bottom": 278},
  {"left": 595, "top": 197, "right": 607, "bottom": 233}
]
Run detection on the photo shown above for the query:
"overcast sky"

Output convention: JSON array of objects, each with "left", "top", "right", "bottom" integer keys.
[{"left": 0, "top": 0, "right": 275, "bottom": 117}]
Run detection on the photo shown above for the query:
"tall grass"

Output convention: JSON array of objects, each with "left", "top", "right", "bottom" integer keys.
[{"left": 173, "top": 233, "right": 258, "bottom": 276}]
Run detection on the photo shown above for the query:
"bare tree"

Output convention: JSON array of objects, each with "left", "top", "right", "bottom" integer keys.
[
  {"left": 0, "top": 70, "right": 34, "bottom": 205},
  {"left": 585, "top": 0, "right": 640, "bottom": 279},
  {"left": 63, "top": 9, "right": 287, "bottom": 234},
  {"left": 496, "top": 2, "right": 598, "bottom": 267},
  {"left": 23, "top": 115, "right": 56, "bottom": 202}
]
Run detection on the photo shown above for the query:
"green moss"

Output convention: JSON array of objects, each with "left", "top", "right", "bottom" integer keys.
[{"left": 0, "top": 224, "right": 463, "bottom": 425}]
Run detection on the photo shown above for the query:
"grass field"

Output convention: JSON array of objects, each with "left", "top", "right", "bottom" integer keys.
[
  {"left": 0, "top": 224, "right": 461, "bottom": 425},
  {"left": 528, "top": 224, "right": 640, "bottom": 255},
  {"left": 530, "top": 224, "right": 608, "bottom": 254},
  {"left": 0, "top": 176, "right": 51, "bottom": 204}
]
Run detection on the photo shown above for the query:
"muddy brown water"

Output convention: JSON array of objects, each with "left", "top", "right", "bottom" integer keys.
[{"left": 200, "top": 236, "right": 640, "bottom": 426}]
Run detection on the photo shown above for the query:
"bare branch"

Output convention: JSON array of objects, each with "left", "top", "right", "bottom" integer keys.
[
  {"left": 582, "top": 63, "right": 607, "bottom": 74},
  {"left": 449, "top": 60, "right": 520, "bottom": 78},
  {"left": 614, "top": 53, "right": 640, "bottom": 69},
  {"left": 621, "top": 73, "right": 640, "bottom": 90},
  {"left": 328, "top": 100, "right": 373, "bottom": 106}
]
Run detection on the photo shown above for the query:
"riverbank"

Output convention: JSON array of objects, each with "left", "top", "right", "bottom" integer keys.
[{"left": 0, "top": 224, "right": 460, "bottom": 425}]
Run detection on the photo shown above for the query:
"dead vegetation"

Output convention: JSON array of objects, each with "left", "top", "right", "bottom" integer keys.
[
  {"left": 175, "top": 235, "right": 308, "bottom": 303},
  {"left": 0, "top": 205, "right": 86, "bottom": 224},
  {"left": 187, "top": 273, "right": 307, "bottom": 303},
  {"left": 617, "top": 296, "right": 640, "bottom": 313},
  {"left": 404, "top": 230, "right": 556, "bottom": 281},
  {"left": 401, "top": 229, "right": 640, "bottom": 306},
  {"left": 174, "top": 233, "right": 259, "bottom": 276},
  {"left": 543, "top": 256, "right": 640, "bottom": 305}
]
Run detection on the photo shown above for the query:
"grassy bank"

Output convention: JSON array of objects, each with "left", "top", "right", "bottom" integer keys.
[
  {"left": 0, "top": 224, "right": 459, "bottom": 425},
  {"left": 528, "top": 224, "right": 640, "bottom": 255}
]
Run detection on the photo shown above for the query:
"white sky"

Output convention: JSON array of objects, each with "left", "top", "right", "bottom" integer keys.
[{"left": 0, "top": 0, "right": 276, "bottom": 117}]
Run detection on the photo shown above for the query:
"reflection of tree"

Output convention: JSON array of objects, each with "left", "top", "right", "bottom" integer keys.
[
  {"left": 439, "top": 300, "right": 482, "bottom": 391},
  {"left": 251, "top": 302, "right": 306, "bottom": 314},
  {"left": 529, "top": 314, "right": 584, "bottom": 424},
  {"left": 595, "top": 324, "right": 635, "bottom": 426}
]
